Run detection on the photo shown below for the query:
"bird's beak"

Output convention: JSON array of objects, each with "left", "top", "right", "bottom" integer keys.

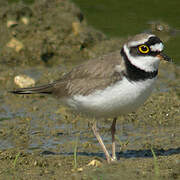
[{"left": 157, "top": 52, "right": 172, "bottom": 62}]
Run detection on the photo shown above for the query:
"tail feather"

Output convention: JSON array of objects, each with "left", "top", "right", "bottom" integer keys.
[{"left": 10, "top": 83, "right": 54, "bottom": 94}]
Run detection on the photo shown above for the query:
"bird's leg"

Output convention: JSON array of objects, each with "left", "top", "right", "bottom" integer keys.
[
  {"left": 111, "top": 117, "right": 117, "bottom": 161},
  {"left": 92, "top": 121, "right": 112, "bottom": 163}
]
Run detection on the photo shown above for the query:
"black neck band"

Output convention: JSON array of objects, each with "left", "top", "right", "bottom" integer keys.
[{"left": 121, "top": 48, "right": 158, "bottom": 81}]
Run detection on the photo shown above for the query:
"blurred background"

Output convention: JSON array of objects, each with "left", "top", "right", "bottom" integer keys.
[{"left": 74, "top": 0, "right": 180, "bottom": 64}]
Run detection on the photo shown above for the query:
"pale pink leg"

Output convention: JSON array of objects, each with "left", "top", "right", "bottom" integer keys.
[{"left": 92, "top": 121, "right": 112, "bottom": 163}]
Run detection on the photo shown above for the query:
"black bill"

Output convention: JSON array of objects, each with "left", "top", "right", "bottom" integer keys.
[{"left": 158, "top": 52, "right": 172, "bottom": 62}]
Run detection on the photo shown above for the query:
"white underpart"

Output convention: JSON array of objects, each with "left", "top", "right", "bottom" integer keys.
[
  {"left": 128, "top": 34, "right": 155, "bottom": 47},
  {"left": 124, "top": 45, "right": 160, "bottom": 72},
  {"left": 66, "top": 77, "right": 157, "bottom": 118},
  {"left": 150, "top": 43, "right": 164, "bottom": 52}
]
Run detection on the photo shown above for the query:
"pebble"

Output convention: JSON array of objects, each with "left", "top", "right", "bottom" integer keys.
[
  {"left": 14, "top": 75, "right": 35, "bottom": 88},
  {"left": 7, "top": 38, "right": 24, "bottom": 52}
]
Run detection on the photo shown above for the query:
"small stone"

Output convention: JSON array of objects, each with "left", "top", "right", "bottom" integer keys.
[
  {"left": 77, "top": 167, "right": 83, "bottom": 172},
  {"left": 87, "top": 159, "right": 102, "bottom": 167},
  {"left": 14, "top": 75, "right": 35, "bottom": 88},
  {"left": 7, "top": 20, "right": 18, "bottom": 28},
  {"left": 34, "top": 160, "right": 38, "bottom": 166},
  {"left": 72, "top": 22, "right": 81, "bottom": 35},
  {"left": 58, "top": 162, "right": 62, "bottom": 167},
  {"left": 7, "top": 38, "right": 24, "bottom": 52},
  {"left": 21, "top": 17, "right": 29, "bottom": 25}
]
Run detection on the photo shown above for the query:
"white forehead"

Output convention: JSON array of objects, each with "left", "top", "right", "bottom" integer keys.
[
  {"left": 128, "top": 34, "right": 155, "bottom": 47},
  {"left": 150, "top": 43, "right": 164, "bottom": 52}
]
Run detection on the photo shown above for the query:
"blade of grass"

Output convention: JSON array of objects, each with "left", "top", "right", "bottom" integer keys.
[
  {"left": 73, "top": 135, "right": 79, "bottom": 169},
  {"left": 13, "top": 152, "right": 20, "bottom": 168},
  {"left": 151, "top": 147, "right": 159, "bottom": 179}
]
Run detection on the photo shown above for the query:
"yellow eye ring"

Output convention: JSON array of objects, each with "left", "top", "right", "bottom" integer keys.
[{"left": 138, "top": 45, "right": 149, "bottom": 54}]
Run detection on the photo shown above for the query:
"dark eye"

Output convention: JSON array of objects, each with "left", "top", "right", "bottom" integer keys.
[{"left": 138, "top": 45, "right": 149, "bottom": 54}]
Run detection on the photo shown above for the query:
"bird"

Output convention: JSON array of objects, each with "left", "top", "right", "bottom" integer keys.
[{"left": 10, "top": 33, "right": 171, "bottom": 163}]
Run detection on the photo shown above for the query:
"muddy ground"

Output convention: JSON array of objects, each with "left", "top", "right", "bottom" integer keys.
[{"left": 0, "top": 0, "right": 179, "bottom": 179}]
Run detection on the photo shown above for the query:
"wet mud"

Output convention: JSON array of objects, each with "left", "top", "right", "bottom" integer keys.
[{"left": 0, "top": 0, "right": 179, "bottom": 179}]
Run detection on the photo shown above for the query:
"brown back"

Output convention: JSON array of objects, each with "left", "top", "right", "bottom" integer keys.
[{"left": 52, "top": 51, "right": 125, "bottom": 97}]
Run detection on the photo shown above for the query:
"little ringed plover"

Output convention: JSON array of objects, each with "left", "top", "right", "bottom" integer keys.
[{"left": 11, "top": 33, "right": 172, "bottom": 163}]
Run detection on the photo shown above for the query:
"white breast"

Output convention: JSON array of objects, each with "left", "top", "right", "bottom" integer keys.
[{"left": 66, "top": 77, "right": 157, "bottom": 118}]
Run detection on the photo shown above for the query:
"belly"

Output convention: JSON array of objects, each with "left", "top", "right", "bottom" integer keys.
[{"left": 66, "top": 77, "right": 157, "bottom": 118}]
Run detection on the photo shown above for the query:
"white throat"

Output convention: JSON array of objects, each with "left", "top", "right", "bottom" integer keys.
[{"left": 123, "top": 45, "right": 160, "bottom": 72}]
